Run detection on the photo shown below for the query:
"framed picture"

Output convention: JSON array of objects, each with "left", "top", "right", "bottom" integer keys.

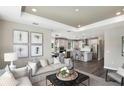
[
  {"left": 31, "top": 45, "right": 42, "bottom": 56},
  {"left": 13, "top": 45, "right": 28, "bottom": 58},
  {"left": 31, "top": 32, "right": 42, "bottom": 44},
  {"left": 13, "top": 30, "right": 28, "bottom": 44}
]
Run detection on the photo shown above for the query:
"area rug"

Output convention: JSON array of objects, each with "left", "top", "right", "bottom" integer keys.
[{"left": 33, "top": 69, "right": 119, "bottom": 86}]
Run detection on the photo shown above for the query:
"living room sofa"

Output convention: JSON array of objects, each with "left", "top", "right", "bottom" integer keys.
[
  {"left": 0, "top": 57, "right": 72, "bottom": 86},
  {"left": 29, "top": 57, "right": 72, "bottom": 83}
]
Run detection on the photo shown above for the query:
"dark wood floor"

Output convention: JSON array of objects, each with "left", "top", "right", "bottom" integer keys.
[{"left": 74, "top": 59, "right": 105, "bottom": 78}]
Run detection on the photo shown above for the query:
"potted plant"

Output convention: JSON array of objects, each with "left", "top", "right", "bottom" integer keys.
[{"left": 60, "top": 67, "right": 70, "bottom": 78}]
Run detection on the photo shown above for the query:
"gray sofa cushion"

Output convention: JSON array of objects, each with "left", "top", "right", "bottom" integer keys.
[
  {"left": 17, "top": 76, "right": 32, "bottom": 86},
  {"left": 35, "top": 63, "right": 66, "bottom": 75},
  {"left": 11, "top": 67, "right": 28, "bottom": 79},
  {"left": 30, "top": 58, "right": 71, "bottom": 83}
]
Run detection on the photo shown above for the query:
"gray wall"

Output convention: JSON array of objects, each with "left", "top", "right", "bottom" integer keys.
[
  {"left": 0, "top": 21, "right": 4, "bottom": 68},
  {"left": 0, "top": 20, "right": 52, "bottom": 68},
  {"left": 0, "top": 22, "right": 1, "bottom": 57},
  {"left": 104, "top": 25, "right": 124, "bottom": 70},
  {"left": 0, "top": 22, "right": 2, "bottom": 59}
]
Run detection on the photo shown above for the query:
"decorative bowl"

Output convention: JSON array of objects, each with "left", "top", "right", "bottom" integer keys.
[{"left": 56, "top": 70, "right": 78, "bottom": 81}]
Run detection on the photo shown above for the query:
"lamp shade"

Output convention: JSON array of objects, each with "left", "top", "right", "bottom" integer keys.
[{"left": 4, "top": 52, "right": 17, "bottom": 62}]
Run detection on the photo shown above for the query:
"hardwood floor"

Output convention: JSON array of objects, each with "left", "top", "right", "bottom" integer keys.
[{"left": 74, "top": 59, "right": 105, "bottom": 78}]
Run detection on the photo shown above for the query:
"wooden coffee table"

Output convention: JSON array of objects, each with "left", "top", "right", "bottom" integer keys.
[{"left": 46, "top": 71, "right": 90, "bottom": 86}]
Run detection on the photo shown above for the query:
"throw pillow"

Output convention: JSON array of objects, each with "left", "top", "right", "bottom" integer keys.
[
  {"left": 28, "top": 62, "right": 37, "bottom": 75},
  {"left": 53, "top": 57, "right": 61, "bottom": 64},
  {"left": 40, "top": 59, "right": 48, "bottom": 67},
  {"left": 0, "top": 71, "right": 18, "bottom": 86},
  {"left": 5, "top": 65, "right": 10, "bottom": 72},
  {"left": 11, "top": 67, "right": 28, "bottom": 79},
  {"left": 37, "top": 61, "right": 42, "bottom": 68}
]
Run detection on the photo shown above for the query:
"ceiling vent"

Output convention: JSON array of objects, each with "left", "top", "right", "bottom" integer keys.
[
  {"left": 55, "top": 34, "right": 59, "bottom": 37},
  {"left": 32, "top": 22, "right": 39, "bottom": 25}
]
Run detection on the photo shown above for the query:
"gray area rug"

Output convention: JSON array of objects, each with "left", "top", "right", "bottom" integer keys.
[{"left": 33, "top": 69, "right": 119, "bottom": 86}]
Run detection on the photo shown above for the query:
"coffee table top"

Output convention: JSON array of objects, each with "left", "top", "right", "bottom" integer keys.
[{"left": 46, "top": 71, "right": 89, "bottom": 86}]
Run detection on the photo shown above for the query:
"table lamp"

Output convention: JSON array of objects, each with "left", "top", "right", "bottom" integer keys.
[{"left": 4, "top": 52, "right": 17, "bottom": 69}]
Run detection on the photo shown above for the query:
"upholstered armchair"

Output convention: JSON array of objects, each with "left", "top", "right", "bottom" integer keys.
[{"left": 105, "top": 66, "right": 124, "bottom": 86}]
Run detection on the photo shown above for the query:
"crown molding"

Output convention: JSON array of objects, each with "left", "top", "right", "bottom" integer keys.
[{"left": 77, "top": 15, "right": 124, "bottom": 32}]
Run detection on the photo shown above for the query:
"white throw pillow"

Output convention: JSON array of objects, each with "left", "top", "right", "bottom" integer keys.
[
  {"left": 40, "top": 59, "right": 48, "bottom": 67},
  {"left": 11, "top": 67, "right": 28, "bottom": 79},
  {"left": 0, "top": 71, "right": 18, "bottom": 86},
  {"left": 53, "top": 57, "right": 61, "bottom": 64},
  {"left": 28, "top": 62, "right": 37, "bottom": 75}
]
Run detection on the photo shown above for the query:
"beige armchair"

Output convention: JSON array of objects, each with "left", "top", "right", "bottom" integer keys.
[{"left": 105, "top": 67, "right": 124, "bottom": 86}]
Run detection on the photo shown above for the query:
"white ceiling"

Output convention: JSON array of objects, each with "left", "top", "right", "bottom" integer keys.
[
  {"left": 23, "top": 6, "right": 124, "bottom": 27},
  {"left": 0, "top": 6, "right": 124, "bottom": 39}
]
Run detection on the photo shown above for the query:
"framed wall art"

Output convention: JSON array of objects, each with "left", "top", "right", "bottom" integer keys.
[
  {"left": 13, "top": 45, "right": 29, "bottom": 58},
  {"left": 31, "top": 45, "right": 42, "bottom": 57},
  {"left": 31, "top": 32, "right": 43, "bottom": 44},
  {"left": 13, "top": 30, "right": 28, "bottom": 44}
]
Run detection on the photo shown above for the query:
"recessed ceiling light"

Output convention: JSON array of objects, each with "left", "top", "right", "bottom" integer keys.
[
  {"left": 116, "top": 12, "right": 121, "bottom": 15},
  {"left": 78, "top": 25, "right": 81, "bottom": 28},
  {"left": 32, "top": 8, "right": 37, "bottom": 12},
  {"left": 75, "top": 9, "right": 79, "bottom": 12},
  {"left": 67, "top": 30, "right": 71, "bottom": 32}
]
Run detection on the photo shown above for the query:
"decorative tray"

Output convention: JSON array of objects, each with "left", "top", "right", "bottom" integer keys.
[{"left": 56, "top": 71, "right": 78, "bottom": 81}]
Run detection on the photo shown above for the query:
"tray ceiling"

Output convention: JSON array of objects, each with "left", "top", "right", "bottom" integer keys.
[{"left": 23, "top": 6, "right": 124, "bottom": 28}]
